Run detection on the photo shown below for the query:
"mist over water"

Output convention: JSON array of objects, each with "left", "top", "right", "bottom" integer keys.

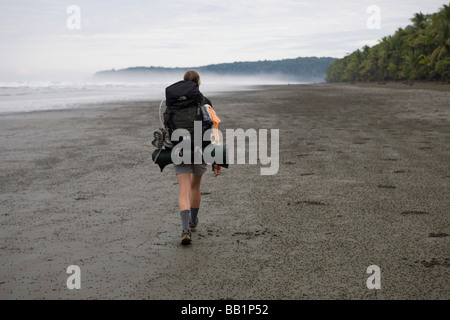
[{"left": 0, "top": 73, "right": 312, "bottom": 114}]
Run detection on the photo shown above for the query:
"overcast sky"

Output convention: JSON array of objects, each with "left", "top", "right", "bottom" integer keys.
[{"left": 0, "top": 0, "right": 446, "bottom": 81}]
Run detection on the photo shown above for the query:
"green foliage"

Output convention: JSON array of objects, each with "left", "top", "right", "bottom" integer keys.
[
  {"left": 326, "top": 4, "right": 450, "bottom": 82},
  {"left": 198, "top": 57, "right": 335, "bottom": 79},
  {"left": 435, "top": 57, "right": 450, "bottom": 78}
]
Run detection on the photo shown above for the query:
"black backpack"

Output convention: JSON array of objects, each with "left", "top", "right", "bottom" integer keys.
[{"left": 163, "top": 80, "right": 212, "bottom": 147}]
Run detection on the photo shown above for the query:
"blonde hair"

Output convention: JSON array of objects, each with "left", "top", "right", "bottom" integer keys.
[{"left": 184, "top": 70, "right": 201, "bottom": 86}]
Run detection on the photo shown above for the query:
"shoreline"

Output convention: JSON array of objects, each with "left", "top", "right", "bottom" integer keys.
[
  {"left": 0, "top": 83, "right": 449, "bottom": 299},
  {"left": 324, "top": 80, "right": 450, "bottom": 91},
  {"left": 1, "top": 81, "right": 449, "bottom": 117}
]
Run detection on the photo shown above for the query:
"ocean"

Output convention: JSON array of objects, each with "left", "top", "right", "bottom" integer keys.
[
  {"left": 0, "top": 81, "right": 174, "bottom": 114},
  {"left": 0, "top": 77, "right": 306, "bottom": 114}
]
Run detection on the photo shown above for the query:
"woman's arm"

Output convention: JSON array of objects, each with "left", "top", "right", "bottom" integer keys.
[{"left": 213, "top": 164, "right": 222, "bottom": 177}]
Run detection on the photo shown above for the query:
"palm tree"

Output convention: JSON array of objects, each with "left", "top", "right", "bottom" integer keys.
[
  {"left": 408, "top": 12, "right": 430, "bottom": 54},
  {"left": 325, "top": 4, "right": 450, "bottom": 82},
  {"left": 430, "top": 4, "right": 450, "bottom": 63},
  {"left": 411, "top": 12, "right": 427, "bottom": 30},
  {"left": 402, "top": 51, "right": 423, "bottom": 79}
]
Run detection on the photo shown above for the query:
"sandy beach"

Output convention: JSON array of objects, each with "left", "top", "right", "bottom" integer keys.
[{"left": 0, "top": 82, "right": 449, "bottom": 300}]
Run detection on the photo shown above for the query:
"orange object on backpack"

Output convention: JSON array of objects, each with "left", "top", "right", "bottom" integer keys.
[{"left": 206, "top": 104, "right": 221, "bottom": 143}]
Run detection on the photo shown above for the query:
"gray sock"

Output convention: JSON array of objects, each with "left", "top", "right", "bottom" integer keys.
[
  {"left": 190, "top": 208, "right": 199, "bottom": 224},
  {"left": 180, "top": 210, "right": 190, "bottom": 231}
]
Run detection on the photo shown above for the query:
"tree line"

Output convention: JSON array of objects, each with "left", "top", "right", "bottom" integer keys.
[
  {"left": 95, "top": 57, "right": 336, "bottom": 82},
  {"left": 197, "top": 57, "right": 335, "bottom": 78},
  {"left": 326, "top": 4, "right": 450, "bottom": 82}
]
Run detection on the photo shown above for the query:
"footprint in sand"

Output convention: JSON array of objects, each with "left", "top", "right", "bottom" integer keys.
[
  {"left": 420, "top": 258, "right": 450, "bottom": 268},
  {"left": 428, "top": 232, "right": 449, "bottom": 238},
  {"left": 295, "top": 200, "right": 327, "bottom": 206},
  {"left": 401, "top": 210, "right": 429, "bottom": 215},
  {"left": 377, "top": 185, "right": 396, "bottom": 189}
]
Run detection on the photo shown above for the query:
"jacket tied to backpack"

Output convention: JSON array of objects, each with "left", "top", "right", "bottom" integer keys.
[{"left": 203, "top": 104, "right": 221, "bottom": 144}]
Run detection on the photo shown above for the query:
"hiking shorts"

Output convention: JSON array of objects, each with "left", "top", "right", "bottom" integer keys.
[{"left": 174, "top": 163, "right": 208, "bottom": 176}]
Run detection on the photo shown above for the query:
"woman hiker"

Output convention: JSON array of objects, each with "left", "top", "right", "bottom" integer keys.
[{"left": 164, "top": 70, "right": 223, "bottom": 245}]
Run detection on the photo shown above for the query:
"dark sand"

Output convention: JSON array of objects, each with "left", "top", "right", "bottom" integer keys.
[{"left": 0, "top": 83, "right": 449, "bottom": 299}]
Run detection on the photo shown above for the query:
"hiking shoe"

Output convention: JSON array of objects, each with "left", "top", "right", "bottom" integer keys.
[
  {"left": 189, "top": 217, "right": 199, "bottom": 232},
  {"left": 181, "top": 229, "right": 192, "bottom": 245},
  {"left": 152, "top": 129, "right": 164, "bottom": 149},
  {"left": 162, "top": 129, "right": 174, "bottom": 149}
]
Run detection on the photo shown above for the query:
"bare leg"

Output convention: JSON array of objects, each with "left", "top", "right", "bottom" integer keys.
[{"left": 177, "top": 173, "right": 191, "bottom": 212}]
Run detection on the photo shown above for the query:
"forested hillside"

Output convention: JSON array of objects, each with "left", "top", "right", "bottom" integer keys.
[
  {"left": 95, "top": 57, "right": 336, "bottom": 82},
  {"left": 326, "top": 4, "right": 450, "bottom": 82}
]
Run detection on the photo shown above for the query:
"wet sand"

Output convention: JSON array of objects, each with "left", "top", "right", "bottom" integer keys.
[{"left": 0, "top": 83, "right": 449, "bottom": 299}]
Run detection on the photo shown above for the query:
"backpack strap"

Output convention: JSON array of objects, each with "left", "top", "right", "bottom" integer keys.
[{"left": 163, "top": 110, "right": 174, "bottom": 131}]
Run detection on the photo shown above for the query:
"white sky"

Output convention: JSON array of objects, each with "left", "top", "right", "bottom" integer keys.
[{"left": 0, "top": 0, "right": 446, "bottom": 81}]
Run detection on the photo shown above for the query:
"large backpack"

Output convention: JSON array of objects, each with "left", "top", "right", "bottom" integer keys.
[{"left": 163, "top": 80, "right": 212, "bottom": 147}]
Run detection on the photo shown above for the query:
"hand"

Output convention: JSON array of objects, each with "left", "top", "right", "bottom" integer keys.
[{"left": 213, "top": 164, "right": 222, "bottom": 177}]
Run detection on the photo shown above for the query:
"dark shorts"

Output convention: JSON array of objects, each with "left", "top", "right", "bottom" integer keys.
[{"left": 174, "top": 163, "right": 208, "bottom": 176}]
